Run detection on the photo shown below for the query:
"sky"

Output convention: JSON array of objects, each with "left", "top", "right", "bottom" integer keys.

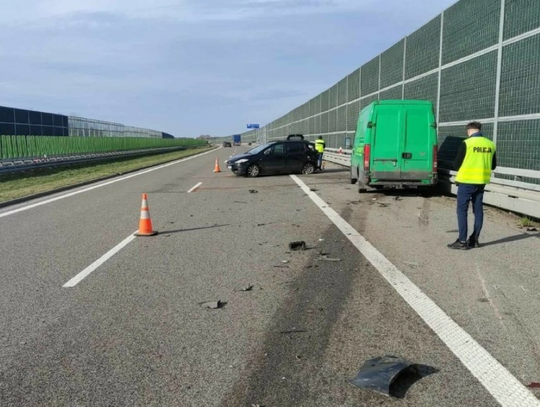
[{"left": 0, "top": 0, "right": 457, "bottom": 137}]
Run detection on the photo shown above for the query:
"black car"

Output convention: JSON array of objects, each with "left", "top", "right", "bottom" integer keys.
[
  {"left": 226, "top": 139, "right": 318, "bottom": 177},
  {"left": 223, "top": 141, "right": 232, "bottom": 147}
]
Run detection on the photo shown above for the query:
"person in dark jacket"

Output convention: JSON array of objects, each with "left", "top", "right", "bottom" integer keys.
[{"left": 448, "top": 122, "right": 497, "bottom": 250}]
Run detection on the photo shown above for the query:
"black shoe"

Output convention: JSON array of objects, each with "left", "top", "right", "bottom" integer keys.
[
  {"left": 467, "top": 236, "right": 480, "bottom": 248},
  {"left": 447, "top": 239, "right": 469, "bottom": 250}
]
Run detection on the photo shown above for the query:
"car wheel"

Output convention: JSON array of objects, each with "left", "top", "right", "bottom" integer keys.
[
  {"left": 302, "top": 163, "right": 315, "bottom": 175},
  {"left": 246, "top": 164, "right": 260, "bottom": 177},
  {"left": 350, "top": 166, "right": 358, "bottom": 184}
]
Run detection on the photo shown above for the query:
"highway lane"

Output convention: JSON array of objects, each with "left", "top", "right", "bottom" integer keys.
[
  {"left": 298, "top": 165, "right": 540, "bottom": 394},
  {"left": 0, "top": 147, "right": 537, "bottom": 406}
]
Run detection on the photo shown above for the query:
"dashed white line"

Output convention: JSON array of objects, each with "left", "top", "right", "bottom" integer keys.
[
  {"left": 187, "top": 182, "right": 203, "bottom": 193},
  {"left": 290, "top": 174, "right": 540, "bottom": 407},
  {"left": 0, "top": 147, "right": 220, "bottom": 219},
  {"left": 63, "top": 232, "right": 137, "bottom": 287}
]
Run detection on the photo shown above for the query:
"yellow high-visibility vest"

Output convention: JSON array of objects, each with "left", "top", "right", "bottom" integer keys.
[
  {"left": 315, "top": 139, "right": 325, "bottom": 153},
  {"left": 455, "top": 136, "right": 496, "bottom": 184}
]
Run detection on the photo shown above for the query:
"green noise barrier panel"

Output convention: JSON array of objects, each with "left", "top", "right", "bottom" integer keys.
[{"left": 0, "top": 136, "right": 206, "bottom": 160}]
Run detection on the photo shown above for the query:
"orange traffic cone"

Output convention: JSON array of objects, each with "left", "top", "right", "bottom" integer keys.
[
  {"left": 213, "top": 157, "right": 221, "bottom": 173},
  {"left": 135, "top": 193, "right": 158, "bottom": 236}
]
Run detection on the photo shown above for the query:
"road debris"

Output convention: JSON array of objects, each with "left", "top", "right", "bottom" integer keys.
[
  {"left": 527, "top": 382, "right": 540, "bottom": 388},
  {"left": 319, "top": 238, "right": 325, "bottom": 242},
  {"left": 238, "top": 285, "right": 254, "bottom": 292},
  {"left": 318, "top": 255, "right": 342, "bottom": 262},
  {"left": 310, "top": 188, "right": 318, "bottom": 192},
  {"left": 527, "top": 227, "right": 538, "bottom": 232},
  {"left": 249, "top": 189, "right": 258, "bottom": 194},
  {"left": 199, "top": 301, "right": 227, "bottom": 309},
  {"left": 394, "top": 196, "right": 402, "bottom": 201},
  {"left": 281, "top": 260, "right": 289, "bottom": 264},
  {"left": 289, "top": 241, "right": 307, "bottom": 251},
  {"left": 379, "top": 203, "right": 390, "bottom": 208},
  {"left": 349, "top": 355, "right": 421, "bottom": 397}
]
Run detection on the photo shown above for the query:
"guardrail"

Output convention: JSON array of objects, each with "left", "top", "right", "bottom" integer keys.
[
  {"left": 323, "top": 148, "right": 540, "bottom": 219},
  {"left": 0, "top": 146, "right": 188, "bottom": 174}
]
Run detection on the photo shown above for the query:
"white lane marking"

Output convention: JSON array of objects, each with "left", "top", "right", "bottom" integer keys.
[
  {"left": 0, "top": 147, "right": 220, "bottom": 219},
  {"left": 63, "top": 232, "right": 137, "bottom": 287},
  {"left": 187, "top": 182, "right": 202, "bottom": 193},
  {"left": 290, "top": 174, "right": 540, "bottom": 407}
]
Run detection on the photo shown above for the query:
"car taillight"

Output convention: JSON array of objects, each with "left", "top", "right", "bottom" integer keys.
[
  {"left": 433, "top": 145, "right": 438, "bottom": 172},
  {"left": 363, "top": 144, "right": 371, "bottom": 171}
]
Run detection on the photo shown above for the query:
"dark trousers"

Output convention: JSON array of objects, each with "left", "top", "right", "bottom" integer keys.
[
  {"left": 456, "top": 183, "right": 485, "bottom": 242},
  {"left": 317, "top": 153, "right": 323, "bottom": 169}
]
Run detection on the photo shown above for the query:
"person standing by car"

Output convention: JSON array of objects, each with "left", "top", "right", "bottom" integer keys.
[
  {"left": 448, "top": 122, "right": 497, "bottom": 250},
  {"left": 315, "top": 136, "right": 325, "bottom": 170}
]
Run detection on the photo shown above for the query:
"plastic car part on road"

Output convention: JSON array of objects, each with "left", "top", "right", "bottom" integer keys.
[{"left": 349, "top": 355, "right": 418, "bottom": 397}]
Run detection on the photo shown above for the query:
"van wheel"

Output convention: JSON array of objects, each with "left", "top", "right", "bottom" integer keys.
[
  {"left": 350, "top": 166, "right": 358, "bottom": 184},
  {"left": 302, "top": 163, "right": 315, "bottom": 175},
  {"left": 246, "top": 164, "right": 260, "bottom": 177}
]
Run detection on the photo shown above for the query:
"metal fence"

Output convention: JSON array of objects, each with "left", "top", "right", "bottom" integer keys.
[
  {"left": 68, "top": 117, "right": 163, "bottom": 138},
  {"left": 1, "top": 106, "right": 168, "bottom": 139},
  {"left": 240, "top": 0, "right": 540, "bottom": 191}
]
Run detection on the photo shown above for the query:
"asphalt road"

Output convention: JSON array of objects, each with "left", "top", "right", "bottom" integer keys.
[{"left": 1, "top": 145, "right": 539, "bottom": 406}]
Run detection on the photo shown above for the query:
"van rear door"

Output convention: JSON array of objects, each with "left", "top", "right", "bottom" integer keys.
[
  {"left": 371, "top": 105, "right": 402, "bottom": 179},
  {"left": 401, "top": 105, "right": 434, "bottom": 179}
]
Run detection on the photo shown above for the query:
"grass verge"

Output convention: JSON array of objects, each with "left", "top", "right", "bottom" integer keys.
[{"left": 0, "top": 146, "right": 214, "bottom": 203}]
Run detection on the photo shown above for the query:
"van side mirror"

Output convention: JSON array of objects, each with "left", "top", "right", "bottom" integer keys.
[
  {"left": 264, "top": 149, "right": 271, "bottom": 156},
  {"left": 431, "top": 122, "right": 437, "bottom": 129},
  {"left": 367, "top": 121, "right": 375, "bottom": 129}
]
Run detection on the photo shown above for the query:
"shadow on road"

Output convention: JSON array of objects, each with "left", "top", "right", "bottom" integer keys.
[
  {"left": 390, "top": 364, "right": 439, "bottom": 399},
  {"left": 481, "top": 232, "right": 539, "bottom": 247},
  {"left": 317, "top": 168, "right": 348, "bottom": 174}
]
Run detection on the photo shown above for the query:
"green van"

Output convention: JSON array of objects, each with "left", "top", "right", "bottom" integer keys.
[{"left": 350, "top": 100, "right": 438, "bottom": 192}]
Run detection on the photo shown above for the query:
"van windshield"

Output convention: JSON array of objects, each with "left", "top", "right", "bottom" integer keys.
[{"left": 245, "top": 143, "right": 271, "bottom": 155}]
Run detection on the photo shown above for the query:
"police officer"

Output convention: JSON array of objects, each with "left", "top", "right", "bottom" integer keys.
[
  {"left": 315, "top": 136, "right": 325, "bottom": 170},
  {"left": 448, "top": 122, "right": 497, "bottom": 250}
]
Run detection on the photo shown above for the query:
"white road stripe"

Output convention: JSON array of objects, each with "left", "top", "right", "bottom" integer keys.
[
  {"left": 187, "top": 182, "right": 203, "bottom": 193},
  {"left": 63, "top": 232, "right": 137, "bottom": 287},
  {"left": 0, "top": 147, "right": 220, "bottom": 219},
  {"left": 290, "top": 174, "right": 540, "bottom": 407}
]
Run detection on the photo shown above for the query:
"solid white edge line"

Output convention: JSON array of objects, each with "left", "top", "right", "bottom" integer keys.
[
  {"left": 187, "top": 182, "right": 203, "bottom": 193},
  {"left": 0, "top": 146, "right": 221, "bottom": 219},
  {"left": 290, "top": 174, "right": 540, "bottom": 407},
  {"left": 63, "top": 232, "right": 137, "bottom": 288}
]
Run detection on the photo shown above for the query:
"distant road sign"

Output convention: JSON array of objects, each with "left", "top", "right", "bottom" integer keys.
[{"left": 247, "top": 124, "right": 260, "bottom": 129}]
